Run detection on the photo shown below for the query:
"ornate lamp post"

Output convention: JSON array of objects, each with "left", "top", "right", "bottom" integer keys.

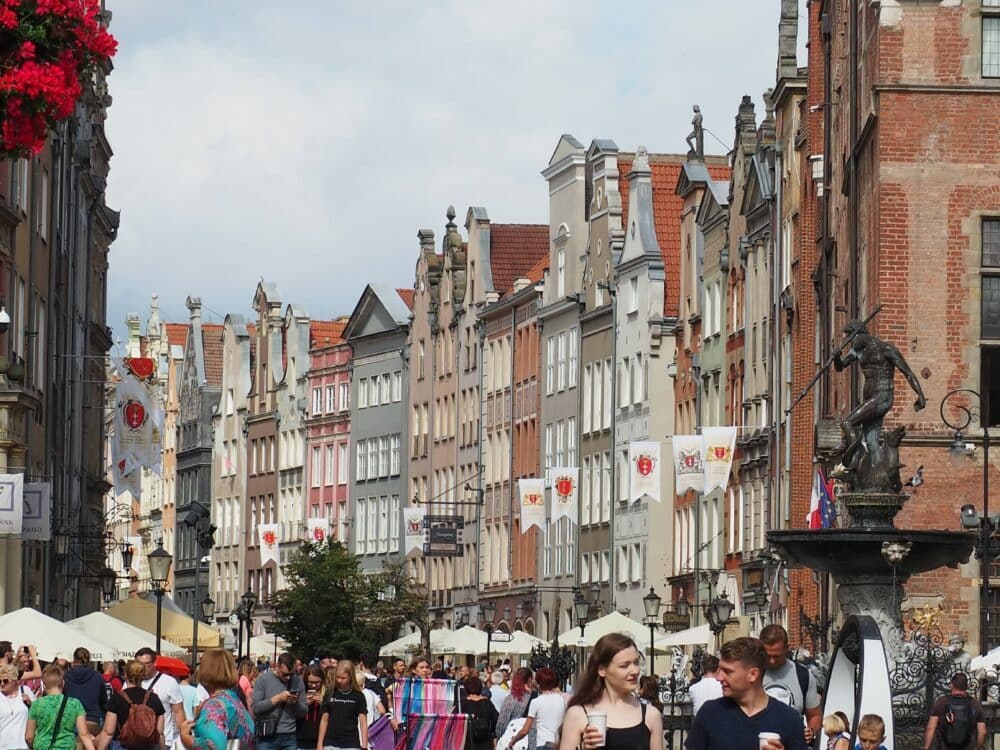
[
  {"left": 573, "top": 589, "right": 590, "bottom": 678},
  {"left": 942, "top": 388, "right": 992, "bottom": 655},
  {"left": 481, "top": 600, "right": 497, "bottom": 668},
  {"left": 238, "top": 588, "right": 258, "bottom": 662},
  {"left": 99, "top": 567, "right": 117, "bottom": 606},
  {"left": 121, "top": 541, "right": 134, "bottom": 573},
  {"left": 148, "top": 540, "right": 173, "bottom": 653},
  {"left": 201, "top": 594, "right": 216, "bottom": 625},
  {"left": 642, "top": 587, "right": 663, "bottom": 674},
  {"left": 704, "top": 592, "right": 734, "bottom": 637}
]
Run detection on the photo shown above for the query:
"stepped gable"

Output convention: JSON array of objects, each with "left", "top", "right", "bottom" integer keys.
[
  {"left": 310, "top": 319, "right": 348, "bottom": 349},
  {"left": 489, "top": 223, "right": 549, "bottom": 294},
  {"left": 201, "top": 324, "right": 224, "bottom": 387},
  {"left": 618, "top": 153, "right": 729, "bottom": 318}
]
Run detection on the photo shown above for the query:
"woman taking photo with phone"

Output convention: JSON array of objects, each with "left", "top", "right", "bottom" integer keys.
[
  {"left": 296, "top": 666, "right": 326, "bottom": 750},
  {"left": 316, "top": 661, "right": 367, "bottom": 750},
  {"left": 559, "top": 633, "right": 663, "bottom": 750}
]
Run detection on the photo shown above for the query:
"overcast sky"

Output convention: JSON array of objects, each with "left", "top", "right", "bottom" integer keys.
[{"left": 104, "top": 0, "right": 808, "bottom": 338}]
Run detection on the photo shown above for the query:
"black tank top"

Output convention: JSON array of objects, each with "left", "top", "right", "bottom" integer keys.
[{"left": 604, "top": 700, "right": 651, "bottom": 750}]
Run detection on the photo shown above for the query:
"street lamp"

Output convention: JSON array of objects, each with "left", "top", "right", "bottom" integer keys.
[
  {"left": 642, "top": 587, "right": 663, "bottom": 674},
  {"left": 238, "top": 588, "right": 258, "bottom": 662},
  {"left": 148, "top": 540, "right": 173, "bottom": 653},
  {"left": 99, "top": 567, "right": 117, "bottom": 606},
  {"left": 481, "top": 600, "right": 497, "bottom": 668},
  {"left": 675, "top": 595, "right": 690, "bottom": 619},
  {"left": 121, "top": 542, "right": 134, "bottom": 573},
  {"left": 705, "top": 592, "right": 734, "bottom": 636},
  {"left": 201, "top": 594, "right": 216, "bottom": 624},
  {"left": 574, "top": 590, "right": 590, "bottom": 678},
  {"left": 942, "top": 387, "right": 992, "bottom": 655}
]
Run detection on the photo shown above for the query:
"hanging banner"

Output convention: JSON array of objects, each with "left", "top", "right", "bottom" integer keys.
[
  {"left": 21, "top": 482, "right": 51, "bottom": 541},
  {"left": 0, "top": 474, "right": 24, "bottom": 536},
  {"left": 306, "top": 517, "right": 329, "bottom": 544},
  {"left": 672, "top": 435, "right": 705, "bottom": 495},
  {"left": 550, "top": 468, "right": 578, "bottom": 524},
  {"left": 111, "top": 357, "right": 163, "bottom": 478},
  {"left": 702, "top": 427, "right": 737, "bottom": 493},
  {"left": 403, "top": 507, "right": 425, "bottom": 556},
  {"left": 258, "top": 523, "right": 280, "bottom": 566},
  {"left": 113, "top": 452, "right": 142, "bottom": 499},
  {"left": 629, "top": 442, "right": 661, "bottom": 503},
  {"left": 519, "top": 478, "right": 546, "bottom": 533}
]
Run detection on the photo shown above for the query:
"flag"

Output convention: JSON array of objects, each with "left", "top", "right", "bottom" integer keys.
[
  {"left": 306, "top": 517, "right": 329, "bottom": 544},
  {"left": 518, "top": 478, "right": 546, "bottom": 533},
  {"left": 807, "top": 467, "right": 837, "bottom": 529},
  {"left": 702, "top": 427, "right": 737, "bottom": 493},
  {"left": 21, "top": 482, "right": 50, "bottom": 541},
  {"left": 403, "top": 507, "right": 425, "bottom": 556},
  {"left": 258, "top": 523, "right": 280, "bottom": 566},
  {"left": 550, "top": 468, "right": 578, "bottom": 524},
  {"left": 629, "top": 442, "right": 661, "bottom": 503},
  {"left": 672, "top": 435, "right": 705, "bottom": 495},
  {"left": 0, "top": 474, "right": 24, "bottom": 536}
]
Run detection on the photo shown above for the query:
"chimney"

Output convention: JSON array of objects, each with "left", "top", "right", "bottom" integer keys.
[
  {"left": 777, "top": 0, "right": 798, "bottom": 81},
  {"left": 186, "top": 295, "right": 202, "bottom": 325},
  {"left": 513, "top": 278, "right": 530, "bottom": 292}
]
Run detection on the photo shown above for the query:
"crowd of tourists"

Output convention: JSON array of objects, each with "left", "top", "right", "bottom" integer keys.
[{"left": 0, "top": 623, "right": 983, "bottom": 750}]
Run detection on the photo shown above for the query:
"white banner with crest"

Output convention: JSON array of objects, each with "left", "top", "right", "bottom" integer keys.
[
  {"left": 403, "top": 507, "right": 425, "bottom": 556},
  {"left": 672, "top": 435, "right": 705, "bottom": 495},
  {"left": 21, "top": 482, "right": 50, "bottom": 541},
  {"left": 306, "top": 517, "right": 329, "bottom": 545},
  {"left": 0, "top": 474, "right": 23, "bottom": 536},
  {"left": 549, "top": 468, "right": 578, "bottom": 524},
  {"left": 258, "top": 523, "right": 280, "bottom": 566},
  {"left": 702, "top": 427, "right": 737, "bottom": 493},
  {"left": 519, "top": 478, "right": 546, "bottom": 533},
  {"left": 628, "top": 442, "right": 661, "bottom": 503}
]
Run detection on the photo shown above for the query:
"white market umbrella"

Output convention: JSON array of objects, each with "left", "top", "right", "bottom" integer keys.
[
  {"left": 0, "top": 607, "right": 118, "bottom": 662},
  {"left": 440, "top": 626, "right": 488, "bottom": 656},
  {"left": 485, "top": 630, "right": 548, "bottom": 656},
  {"left": 556, "top": 611, "right": 654, "bottom": 651},
  {"left": 654, "top": 623, "right": 712, "bottom": 649},
  {"left": 379, "top": 628, "right": 457, "bottom": 657},
  {"left": 68, "top": 611, "right": 186, "bottom": 660},
  {"left": 246, "top": 633, "right": 289, "bottom": 659}
]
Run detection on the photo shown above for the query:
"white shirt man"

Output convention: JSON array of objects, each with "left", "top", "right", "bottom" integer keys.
[
  {"left": 134, "top": 649, "right": 185, "bottom": 748},
  {"left": 689, "top": 656, "right": 724, "bottom": 715}
]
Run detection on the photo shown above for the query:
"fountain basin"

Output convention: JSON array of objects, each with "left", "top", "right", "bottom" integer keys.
[{"left": 768, "top": 529, "right": 977, "bottom": 579}]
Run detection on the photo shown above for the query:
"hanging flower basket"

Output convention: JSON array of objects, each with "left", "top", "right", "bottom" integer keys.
[{"left": 0, "top": 0, "right": 117, "bottom": 159}]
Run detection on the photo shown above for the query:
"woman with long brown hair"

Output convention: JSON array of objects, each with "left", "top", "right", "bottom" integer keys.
[
  {"left": 559, "top": 633, "right": 663, "bottom": 750},
  {"left": 296, "top": 665, "right": 326, "bottom": 750}
]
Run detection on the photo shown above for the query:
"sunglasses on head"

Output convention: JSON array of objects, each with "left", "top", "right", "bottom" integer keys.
[{"left": 0, "top": 679, "right": 11, "bottom": 685}]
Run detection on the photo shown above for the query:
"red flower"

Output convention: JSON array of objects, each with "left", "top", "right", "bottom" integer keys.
[{"left": 0, "top": 0, "right": 116, "bottom": 158}]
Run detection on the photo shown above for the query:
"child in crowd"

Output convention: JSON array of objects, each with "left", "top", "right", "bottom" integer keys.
[
  {"left": 854, "top": 714, "right": 887, "bottom": 750},
  {"left": 822, "top": 712, "right": 850, "bottom": 750}
]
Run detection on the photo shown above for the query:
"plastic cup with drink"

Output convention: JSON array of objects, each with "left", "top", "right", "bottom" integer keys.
[
  {"left": 758, "top": 731, "right": 782, "bottom": 749},
  {"left": 586, "top": 712, "right": 607, "bottom": 747}
]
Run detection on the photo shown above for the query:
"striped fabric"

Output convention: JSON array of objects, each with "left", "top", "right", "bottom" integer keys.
[
  {"left": 392, "top": 678, "right": 457, "bottom": 718},
  {"left": 404, "top": 713, "right": 470, "bottom": 750}
]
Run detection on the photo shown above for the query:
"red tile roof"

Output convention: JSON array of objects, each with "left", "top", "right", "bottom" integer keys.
[
  {"left": 525, "top": 256, "right": 549, "bottom": 284},
  {"left": 396, "top": 288, "right": 415, "bottom": 311},
  {"left": 201, "top": 324, "right": 224, "bottom": 387},
  {"left": 165, "top": 323, "right": 188, "bottom": 347},
  {"left": 310, "top": 320, "right": 348, "bottom": 349},
  {"left": 618, "top": 155, "right": 729, "bottom": 319},
  {"left": 490, "top": 224, "right": 549, "bottom": 294}
]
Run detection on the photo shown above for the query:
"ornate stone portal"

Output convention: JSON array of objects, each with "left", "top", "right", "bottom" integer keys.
[{"left": 769, "top": 322, "right": 976, "bottom": 749}]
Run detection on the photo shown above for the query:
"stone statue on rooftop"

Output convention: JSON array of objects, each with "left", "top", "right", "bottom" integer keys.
[{"left": 685, "top": 105, "right": 704, "bottom": 160}]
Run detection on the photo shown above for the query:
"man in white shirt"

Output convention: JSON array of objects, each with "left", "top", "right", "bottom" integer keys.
[
  {"left": 688, "top": 655, "right": 724, "bottom": 715},
  {"left": 135, "top": 647, "right": 186, "bottom": 749}
]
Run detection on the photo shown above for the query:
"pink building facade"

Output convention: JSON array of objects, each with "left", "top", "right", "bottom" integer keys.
[{"left": 305, "top": 320, "right": 352, "bottom": 541}]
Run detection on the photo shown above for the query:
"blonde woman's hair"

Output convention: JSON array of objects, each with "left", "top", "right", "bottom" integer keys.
[
  {"left": 0, "top": 664, "right": 19, "bottom": 683},
  {"left": 335, "top": 660, "right": 360, "bottom": 690},
  {"left": 125, "top": 660, "right": 146, "bottom": 688},
  {"left": 823, "top": 713, "right": 847, "bottom": 736}
]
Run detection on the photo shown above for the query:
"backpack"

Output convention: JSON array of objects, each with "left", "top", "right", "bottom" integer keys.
[
  {"left": 364, "top": 675, "right": 387, "bottom": 710},
  {"left": 794, "top": 662, "right": 810, "bottom": 705},
  {"left": 469, "top": 701, "right": 492, "bottom": 741},
  {"left": 941, "top": 694, "right": 974, "bottom": 748},
  {"left": 117, "top": 690, "right": 160, "bottom": 749}
]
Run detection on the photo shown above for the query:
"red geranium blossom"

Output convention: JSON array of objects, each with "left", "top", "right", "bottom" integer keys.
[{"left": 0, "top": 0, "right": 116, "bottom": 158}]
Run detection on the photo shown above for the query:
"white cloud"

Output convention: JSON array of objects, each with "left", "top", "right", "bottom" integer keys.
[{"left": 106, "top": 0, "right": 790, "bottom": 330}]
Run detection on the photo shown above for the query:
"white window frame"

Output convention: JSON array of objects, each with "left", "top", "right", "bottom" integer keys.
[
  {"left": 338, "top": 443, "right": 348, "bottom": 484},
  {"left": 545, "top": 336, "right": 556, "bottom": 395},
  {"left": 325, "top": 385, "right": 336, "bottom": 413},
  {"left": 358, "top": 378, "right": 368, "bottom": 408},
  {"left": 557, "top": 248, "right": 566, "bottom": 297},
  {"left": 582, "top": 364, "right": 592, "bottom": 433},
  {"left": 339, "top": 382, "right": 350, "bottom": 411},
  {"left": 324, "top": 444, "right": 335, "bottom": 485},
  {"left": 568, "top": 329, "right": 578, "bottom": 387},
  {"left": 389, "top": 495, "right": 400, "bottom": 552},
  {"left": 390, "top": 434, "right": 401, "bottom": 476},
  {"left": 392, "top": 371, "right": 402, "bottom": 402},
  {"left": 557, "top": 332, "right": 567, "bottom": 391},
  {"left": 311, "top": 447, "right": 322, "bottom": 488},
  {"left": 312, "top": 387, "right": 323, "bottom": 415},
  {"left": 356, "top": 441, "right": 367, "bottom": 481}
]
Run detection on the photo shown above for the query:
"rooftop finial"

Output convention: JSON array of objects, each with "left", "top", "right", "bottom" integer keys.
[{"left": 446, "top": 205, "right": 456, "bottom": 223}]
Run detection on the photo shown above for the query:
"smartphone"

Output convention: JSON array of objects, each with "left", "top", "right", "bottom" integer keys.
[
  {"left": 289, "top": 691, "right": 299, "bottom": 699},
  {"left": 21, "top": 647, "right": 28, "bottom": 654}
]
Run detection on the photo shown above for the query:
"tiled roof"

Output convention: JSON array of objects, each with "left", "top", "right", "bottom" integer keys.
[
  {"left": 618, "top": 155, "right": 729, "bottom": 319},
  {"left": 201, "top": 324, "right": 224, "bottom": 387},
  {"left": 525, "top": 256, "right": 549, "bottom": 284},
  {"left": 489, "top": 224, "right": 549, "bottom": 294},
  {"left": 165, "top": 323, "right": 188, "bottom": 347},
  {"left": 396, "top": 288, "right": 415, "bottom": 311},
  {"left": 310, "top": 320, "right": 348, "bottom": 349}
]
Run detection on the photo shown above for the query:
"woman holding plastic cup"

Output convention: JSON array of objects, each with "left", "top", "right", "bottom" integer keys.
[{"left": 559, "top": 633, "right": 663, "bottom": 750}]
